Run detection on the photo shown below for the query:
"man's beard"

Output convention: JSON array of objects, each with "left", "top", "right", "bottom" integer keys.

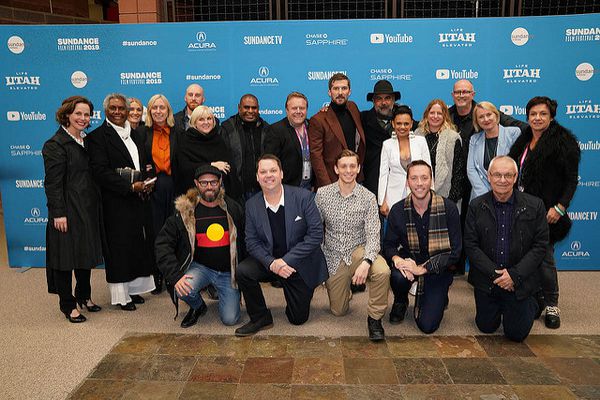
[
  {"left": 375, "top": 106, "right": 393, "bottom": 118},
  {"left": 200, "top": 189, "right": 218, "bottom": 202}
]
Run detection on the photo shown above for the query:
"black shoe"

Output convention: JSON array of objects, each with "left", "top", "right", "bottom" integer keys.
[
  {"left": 206, "top": 284, "right": 219, "bottom": 300},
  {"left": 389, "top": 302, "right": 407, "bottom": 325},
  {"left": 270, "top": 280, "right": 283, "bottom": 289},
  {"left": 77, "top": 300, "right": 102, "bottom": 312},
  {"left": 351, "top": 283, "right": 366, "bottom": 293},
  {"left": 368, "top": 316, "right": 385, "bottom": 341},
  {"left": 234, "top": 315, "right": 274, "bottom": 337},
  {"left": 120, "top": 302, "right": 136, "bottom": 311},
  {"left": 65, "top": 310, "right": 86, "bottom": 323},
  {"left": 180, "top": 303, "right": 208, "bottom": 328},
  {"left": 130, "top": 295, "right": 145, "bottom": 304},
  {"left": 544, "top": 306, "right": 561, "bottom": 329},
  {"left": 151, "top": 273, "right": 163, "bottom": 295}
]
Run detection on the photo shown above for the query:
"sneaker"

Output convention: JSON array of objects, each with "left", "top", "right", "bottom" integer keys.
[
  {"left": 367, "top": 316, "right": 385, "bottom": 341},
  {"left": 544, "top": 306, "right": 561, "bottom": 329},
  {"left": 389, "top": 302, "right": 407, "bottom": 325}
]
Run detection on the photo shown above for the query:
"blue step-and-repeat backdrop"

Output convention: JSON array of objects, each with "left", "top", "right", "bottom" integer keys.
[{"left": 1, "top": 15, "right": 599, "bottom": 269}]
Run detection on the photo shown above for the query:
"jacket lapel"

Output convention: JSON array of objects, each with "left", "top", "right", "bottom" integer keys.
[
  {"left": 283, "top": 187, "right": 294, "bottom": 248},
  {"left": 105, "top": 121, "right": 135, "bottom": 168},
  {"left": 325, "top": 107, "right": 348, "bottom": 148}
]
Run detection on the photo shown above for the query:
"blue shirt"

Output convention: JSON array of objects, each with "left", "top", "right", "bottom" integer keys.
[{"left": 492, "top": 193, "right": 514, "bottom": 269}]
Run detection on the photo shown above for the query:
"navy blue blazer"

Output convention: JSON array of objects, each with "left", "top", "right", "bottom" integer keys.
[{"left": 245, "top": 185, "right": 328, "bottom": 289}]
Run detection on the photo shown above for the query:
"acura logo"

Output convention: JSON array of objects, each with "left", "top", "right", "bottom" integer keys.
[
  {"left": 30, "top": 207, "right": 41, "bottom": 217},
  {"left": 196, "top": 32, "right": 206, "bottom": 42},
  {"left": 258, "top": 66, "right": 269, "bottom": 77},
  {"left": 571, "top": 241, "right": 582, "bottom": 251}
]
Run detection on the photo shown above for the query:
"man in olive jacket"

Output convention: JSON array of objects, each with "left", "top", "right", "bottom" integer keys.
[{"left": 464, "top": 156, "right": 548, "bottom": 342}]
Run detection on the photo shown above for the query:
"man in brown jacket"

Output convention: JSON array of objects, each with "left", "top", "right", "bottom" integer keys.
[{"left": 308, "top": 73, "right": 366, "bottom": 188}]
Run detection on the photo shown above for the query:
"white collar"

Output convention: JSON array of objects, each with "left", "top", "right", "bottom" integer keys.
[
  {"left": 263, "top": 185, "right": 285, "bottom": 213},
  {"left": 106, "top": 119, "right": 132, "bottom": 140}
]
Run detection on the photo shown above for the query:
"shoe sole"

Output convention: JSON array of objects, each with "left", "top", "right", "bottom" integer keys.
[
  {"left": 388, "top": 319, "right": 404, "bottom": 325},
  {"left": 234, "top": 323, "right": 274, "bottom": 337}
]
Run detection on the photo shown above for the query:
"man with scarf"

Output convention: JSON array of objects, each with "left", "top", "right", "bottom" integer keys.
[{"left": 383, "top": 160, "right": 462, "bottom": 333}]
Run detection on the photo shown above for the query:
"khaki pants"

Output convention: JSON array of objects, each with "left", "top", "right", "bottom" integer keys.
[{"left": 325, "top": 246, "right": 390, "bottom": 320}]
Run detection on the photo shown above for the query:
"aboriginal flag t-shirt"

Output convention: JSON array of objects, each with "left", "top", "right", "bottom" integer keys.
[{"left": 193, "top": 203, "right": 231, "bottom": 272}]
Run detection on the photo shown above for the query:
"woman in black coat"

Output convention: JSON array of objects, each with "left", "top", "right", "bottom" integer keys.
[
  {"left": 86, "top": 93, "right": 156, "bottom": 310},
  {"left": 43, "top": 96, "right": 103, "bottom": 323},
  {"left": 173, "top": 105, "right": 241, "bottom": 201},
  {"left": 508, "top": 96, "right": 580, "bottom": 330}
]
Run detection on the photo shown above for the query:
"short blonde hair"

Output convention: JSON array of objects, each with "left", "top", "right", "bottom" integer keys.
[
  {"left": 189, "top": 105, "right": 215, "bottom": 128},
  {"left": 145, "top": 94, "right": 174, "bottom": 128},
  {"left": 472, "top": 101, "right": 500, "bottom": 131}
]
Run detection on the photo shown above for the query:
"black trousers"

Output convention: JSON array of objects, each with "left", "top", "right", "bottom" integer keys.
[
  {"left": 236, "top": 257, "right": 314, "bottom": 325},
  {"left": 474, "top": 287, "right": 538, "bottom": 342},
  {"left": 151, "top": 173, "right": 174, "bottom": 279},
  {"left": 540, "top": 243, "right": 559, "bottom": 307},
  {"left": 390, "top": 268, "right": 453, "bottom": 334},
  {"left": 48, "top": 268, "right": 91, "bottom": 315}
]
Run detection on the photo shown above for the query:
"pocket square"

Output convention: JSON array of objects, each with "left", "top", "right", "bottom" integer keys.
[{"left": 294, "top": 215, "right": 302, "bottom": 222}]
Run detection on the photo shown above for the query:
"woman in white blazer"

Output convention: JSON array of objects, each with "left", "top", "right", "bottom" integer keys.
[
  {"left": 378, "top": 106, "right": 431, "bottom": 216},
  {"left": 467, "top": 101, "right": 522, "bottom": 201}
]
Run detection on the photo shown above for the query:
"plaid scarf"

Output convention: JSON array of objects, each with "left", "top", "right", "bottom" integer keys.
[{"left": 404, "top": 190, "right": 451, "bottom": 259}]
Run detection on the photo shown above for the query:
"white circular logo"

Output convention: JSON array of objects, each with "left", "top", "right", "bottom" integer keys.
[
  {"left": 196, "top": 32, "right": 206, "bottom": 42},
  {"left": 575, "top": 63, "right": 594, "bottom": 81},
  {"left": 71, "top": 71, "right": 88, "bottom": 88},
  {"left": 511, "top": 27, "right": 529, "bottom": 46},
  {"left": 571, "top": 241, "right": 581, "bottom": 251},
  {"left": 7, "top": 36, "right": 25, "bottom": 54},
  {"left": 258, "top": 66, "right": 270, "bottom": 77},
  {"left": 30, "top": 208, "right": 40, "bottom": 217}
]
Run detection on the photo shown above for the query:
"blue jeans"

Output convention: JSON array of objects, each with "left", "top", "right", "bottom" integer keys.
[{"left": 178, "top": 262, "right": 240, "bottom": 326}]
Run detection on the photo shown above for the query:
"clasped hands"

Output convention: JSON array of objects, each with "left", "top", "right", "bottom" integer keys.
[
  {"left": 392, "top": 256, "right": 427, "bottom": 282},
  {"left": 269, "top": 258, "right": 296, "bottom": 279},
  {"left": 493, "top": 269, "right": 514, "bottom": 292}
]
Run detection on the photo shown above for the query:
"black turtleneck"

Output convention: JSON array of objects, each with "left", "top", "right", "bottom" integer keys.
[
  {"left": 240, "top": 119, "right": 262, "bottom": 193},
  {"left": 331, "top": 101, "right": 356, "bottom": 151}
]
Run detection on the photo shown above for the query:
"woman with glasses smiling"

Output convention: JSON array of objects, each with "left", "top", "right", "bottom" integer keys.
[
  {"left": 508, "top": 96, "right": 580, "bottom": 330},
  {"left": 467, "top": 101, "right": 522, "bottom": 201}
]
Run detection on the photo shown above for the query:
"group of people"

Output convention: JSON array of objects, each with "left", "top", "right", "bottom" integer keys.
[{"left": 43, "top": 73, "right": 580, "bottom": 343}]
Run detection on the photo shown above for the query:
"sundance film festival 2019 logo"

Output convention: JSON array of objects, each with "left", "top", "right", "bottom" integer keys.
[
  {"left": 120, "top": 71, "right": 162, "bottom": 85},
  {"left": 503, "top": 64, "right": 541, "bottom": 84},
  {"left": 250, "top": 66, "right": 279, "bottom": 87},
  {"left": 209, "top": 106, "right": 226, "bottom": 119},
  {"left": 438, "top": 28, "right": 475, "bottom": 47},
  {"left": 57, "top": 37, "right": 100, "bottom": 51},
  {"left": 5, "top": 72, "right": 40, "bottom": 91},
  {"left": 7, "top": 35, "right": 25, "bottom": 54},
  {"left": 566, "top": 100, "right": 600, "bottom": 120},
  {"left": 565, "top": 27, "right": 600, "bottom": 42},
  {"left": 188, "top": 32, "right": 217, "bottom": 51}
]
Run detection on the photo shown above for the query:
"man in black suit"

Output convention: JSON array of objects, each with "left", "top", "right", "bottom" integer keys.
[{"left": 263, "top": 92, "right": 312, "bottom": 189}]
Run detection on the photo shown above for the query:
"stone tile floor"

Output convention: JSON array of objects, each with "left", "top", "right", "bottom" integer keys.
[{"left": 69, "top": 334, "right": 600, "bottom": 399}]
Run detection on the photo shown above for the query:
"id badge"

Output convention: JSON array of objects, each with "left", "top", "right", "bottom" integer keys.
[{"left": 302, "top": 161, "right": 311, "bottom": 180}]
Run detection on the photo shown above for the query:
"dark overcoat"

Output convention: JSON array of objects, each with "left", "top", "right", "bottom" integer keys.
[
  {"left": 42, "top": 128, "right": 103, "bottom": 273},
  {"left": 85, "top": 121, "right": 155, "bottom": 283}
]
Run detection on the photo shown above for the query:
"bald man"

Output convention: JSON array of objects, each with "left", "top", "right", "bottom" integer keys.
[{"left": 174, "top": 83, "right": 206, "bottom": 132}]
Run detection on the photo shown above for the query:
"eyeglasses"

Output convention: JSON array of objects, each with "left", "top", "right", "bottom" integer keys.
[
  {"left": 453, "top": 90, "right": 473, "bottom": 96},
  {"left": 490, "top": 172, "right": 516, "bottom": 180},
  {"left": 197, "top": 180, "right": 219, "bottom": 188}
]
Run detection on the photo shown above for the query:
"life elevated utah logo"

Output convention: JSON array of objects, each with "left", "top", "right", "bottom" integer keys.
[
  {"left": 5, "top": 72, "right": 40, "bottom": 91},
  {"left": 503, "top": 64, "right": 540, "bottom": 84},
  {"left": 188, "top": 32, "right": 217, "bottom": 51},
  {"left": 250, "top": 66, "right": 279, "bottom": 87},
  {"left": 438, "top": 28, "right": 475, "bottom": 47},
  {"left": 566, "top": 100, "right": 600, "bottom": 120}
]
